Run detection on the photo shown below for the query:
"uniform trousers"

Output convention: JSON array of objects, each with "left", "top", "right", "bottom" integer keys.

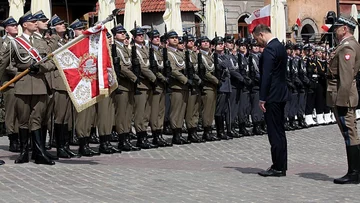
[
  {"left": 170, "top": 89, "right": 189, "bottom": 129},
  {"left": 4, "top": 87, "right": 18, "bottom": 133},
  {"left": 96, "top": 94, "right": 115, "bottom": 136},
  {"left": 285, "top": 92, "right": 298, "bottom": 118},
  {"left": 150, "top": 88, "right": 165, "bottom": 131},
  {"left": 238, "top": 90, "right": 250, "bottom": 123},
  {"left": 229, "top": 88, "right": 240, "bottom": 123},
  {"left": 202, "top": 89, "right": 217, "bottom": 127},
  {"left": 15, "top": 95, "right": 47, "bottom": 131},
  {"left": 54, "top": 90, "right": 71, "bottom": 125},
  {"left": 297, "top": 91, "right": 306, "bottom": 116},
  {"left": 333, "top": 106, "right": 360, "bottom": 146},
  {"left": 250, "top": 90, "right": 263, "bottom": 122},
  {"left": 75, "top": 106, "right": 95, "bottom": 138},
  {"left": 215, "top": 93, "right": 230, "bottom": 116},
  {"left": 134, "top": 89, "right": 152, "bottom": 132},
  {"left": 185, "top": 91, "right": 201, "bottom": 128},
  {"left": 114, "top": 91, "right": 134, "bottom": 134}
]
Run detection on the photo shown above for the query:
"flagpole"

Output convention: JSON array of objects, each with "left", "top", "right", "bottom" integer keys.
[{"left": 0, "top": 9, "right": 120, "bottom": 92}]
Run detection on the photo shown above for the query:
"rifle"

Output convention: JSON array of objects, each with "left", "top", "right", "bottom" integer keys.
[
  {"left": 162, "top": 25, "right": 171, "bottom": 91},
  {"left": 184, "top": 32, "right": 195, "bottom": 93},
  {"left": 213, "top": 32, "right": 222, "bottom": 81},
  {"left": 131, "top": 21, "right": 141, "bottom": 95}
]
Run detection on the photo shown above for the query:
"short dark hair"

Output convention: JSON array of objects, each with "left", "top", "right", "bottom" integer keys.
[{"left": 252, "top": 24, "right": 272, "bottom": 36}]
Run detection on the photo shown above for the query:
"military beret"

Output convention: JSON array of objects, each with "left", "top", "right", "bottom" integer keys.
[
  {"left": 333, "top": 15, "right": 358, "bottom": 30},
  {"left": 130, "top": 27, "right": 144, "bottom": 36},
  {"left": 146, "top": 29, "right": 160, "bottom": 38},
  {"left": 125, "top": 32, "right": 130, "bottom": 39},
  {"left": 195, "top": 38, "right": 201, "bottom": 46},
  {"left": 69, "top": 19, "right": 85, "bottom": 30},
  {"left": 1, "top": 16, "right": 17, "bottom": 27},
  {"left": 167, "top": 30, "right": 178, "bottom": 38},
  {"left": 49, "top": 14, "right": 64, "bottom": 27},
  {"left": 18, "top": 11, "right": 37, "bottom": 26},
  {"left": 33, "top": 10, "right": 49, "bottom": 21}
]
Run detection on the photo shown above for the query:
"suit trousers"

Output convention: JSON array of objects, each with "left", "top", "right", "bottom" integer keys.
[
  {"left": 15, "top": 95, "right": 47, "bottom": 131},
  {"left": 333, "top": 106, "right": 360, "bottom": 146},
  {"left": 185, "top": 92, "right": 201, "bottom": 128},
  {"left": 134, "top": 89, "right": 152, "bottom": 132},
  {"left": 170, "top": 89, "right": 189, "bottom": 129},
  {"left": 96, "top": 94, "right": 115, "bottom": 135},
  {"left": 264, "top": 102, "right": 287, "bottom": 171},
  {"left": 202, "top": 89, "right": 217, "bottom": 127},
  {"left": 238, "top": 90, "right": 250, "bottom": 123},
  {"left": 150, "top": 89, "right": 165, "bottom": 131},
  {"left": 75, "top": 106, "right": 95, "bottom": 138},
  {"left": 114, "top": 91, "right": 134, "bottom": 134},
  {"left": 54, "top": 90, "right": 71, "bottom": 125},
  {"left": 4, "top": 87, "right": 18, "bottom": 133}
]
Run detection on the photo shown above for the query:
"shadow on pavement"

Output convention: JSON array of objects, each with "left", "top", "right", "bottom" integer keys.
[
  {"left": 296, "top": 172, "right": 333, "bottom": 182},
  {"left": 56, "top": 159, "right": 100, "bottom": 165},
  {"left": 224, "top": 166, "right": 263, "bottom": 174},
  {"left": 0, "top": 154, "right": 19, "bottom": 160}
]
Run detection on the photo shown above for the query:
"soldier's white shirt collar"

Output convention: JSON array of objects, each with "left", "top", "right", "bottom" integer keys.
[
  {"left": 168, "top": 46, "right": 177, "bottom": 52},
  {"left": 152, "top": 44, "right": 159, "bottom": 51},
  {"left": 200, "top": 49, "right": 209, "bottom": 55},
  {"left": 22, "top": 33, "right": 31, "bottom": 42},
  {"left": 135, "top": 43, "right": 144, "bottom": 49},
  {"left": 115, "top": 40, "right": 124, "bottom": 47},
  {"left": 6, "top": 35, "right": 14, "bottom": 40}
]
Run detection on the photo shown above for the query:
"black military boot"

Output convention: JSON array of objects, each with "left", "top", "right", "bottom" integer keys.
[
  {"left": 172, "top": 128, "right": 184, "bottom": 145},
  {"left": 118, "top": 133, "right": 141, "bottom": 151},
  {"left": 261, "top": 120, "right": 267, "bottom": 133},
  {"left": 54, "top": 124, "right": 71, "bottom": 158},
  {"left": 187, "top": 127, "right": 202, "bottom": 143},
  {"left": 230, "top": 123, "right": 242, "bottom": 138},
  {"left": 298, "top": 115, "right": 308, "bottom": 128},
  {"left": 99, "top": 135, "right": 113, "bottom": 154},
  {"left": 105, "top": 135, "right": 121, "bottom": 153},
  {"left": 289, "top": 117, "right": 300, "bottom": 130},
  {"left": 15, "top": 128, "right": 30, "bottom": 164},
  {"left": 179, "top": 128, "right": 191, "bottom": 144},
  {"left": 110, "top": 126, "right": 119, "bottom": 142},
  {"left": 334, "top": 145, "right": 360, "bottom": 184},
  {"left": 9, "top": 133, "right": 20, "bottom": 152},
  {"left": 63, "top": 127, "right": 80, "bottom": 158},
  {"left": 216, "top": 116, "right": 231, "bottom": 140},
  {"left": 69, "top": 130, "right": 79, "bottom": 146},
  {"left": 32, "top": 129, "right": 55, "bottom": 165},
  {"left": 239, "top": 123, "right": 253, "bottom": 136},
  {"left": 284, "top": 120, "right": 293, "bottom": 131},
  {"left": 157, "top": 129, "right": 172, "bottom": 146},
  {"left": 85, "top": 137, "right": 101, "bottom": 156},
  {"left": 136, "top": 131, "right": 152, "bottom": 149},
  {"left": 0, "top": 122, "right": 6, "bottom": 137},
  {"left": 202, "top": 126, "right": 218, "bottom": 141},
  {"left": 252, "top": 122, "right": 264, "bottom": 135},
  {"left": 163, "top": 121, "right": 173, "bottom": 135},
  {"left": 89, "top": 127, "right": 99, "bottom": 144},
  {"left": 152, "top": 131, "right": 167, "bottom": 147},
  {"left": 78, "top": 137, "right": 93, "bottom": 157},
  {"left": 41, "top": 125, "right": 58, "bottom": 160}
]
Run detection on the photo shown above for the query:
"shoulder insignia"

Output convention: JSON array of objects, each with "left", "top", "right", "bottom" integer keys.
[
  {"left": 344, "top": 41, "right": 349, "bottom": 45},
  {"left": 345, "top": 54, "right": 351, "bottom": 60}
]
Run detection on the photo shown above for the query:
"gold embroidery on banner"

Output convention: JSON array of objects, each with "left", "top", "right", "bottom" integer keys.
[
  {"left": 73, "top": 83, "right": 91, "bottom": 105},
  {"left": 57, "top": 51, "right": 77, "bottom": 67}
]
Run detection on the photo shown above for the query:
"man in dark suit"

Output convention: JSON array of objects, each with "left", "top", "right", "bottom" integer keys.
[{"left": 252, "top": 24, "right": 290, "bottom": 177}]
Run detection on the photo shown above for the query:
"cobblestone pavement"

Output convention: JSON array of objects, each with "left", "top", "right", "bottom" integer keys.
[{"left": 0, "top": 124, "right": 359, "bottom": 203}]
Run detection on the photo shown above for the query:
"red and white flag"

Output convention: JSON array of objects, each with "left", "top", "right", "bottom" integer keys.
[
  {"left": 321, "top": 24, "right": 332, "bottom": 32},
  {"left": 245, "top": 4, "right": 271, "bottom": 33},
  {"left": 52, "top": 25, "right": 118, "bottom": 112},
  {"left": 296, "top": 14, "right": 301, "bottom": 27}
]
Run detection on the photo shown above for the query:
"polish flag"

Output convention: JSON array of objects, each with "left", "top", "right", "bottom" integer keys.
[
  {"left": 245, "top": 5, "right": 271, "bottom": 33},
  {"left": 296, "top": 14, "right": 301, "bottom": 27},
  {"left": 321, "top": 24, "right": 332, "bottom": 32}
]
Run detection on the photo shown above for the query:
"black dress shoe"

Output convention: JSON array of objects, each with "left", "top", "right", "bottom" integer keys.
[
  {"left": 0, "top": 160, "right": 4, "bottom": 165},
  {"left": 258, "top": 168, "right": 286, "bottom": 177},
  {"left": 334, "top": 172, "right": 360, "bottom": 184}
]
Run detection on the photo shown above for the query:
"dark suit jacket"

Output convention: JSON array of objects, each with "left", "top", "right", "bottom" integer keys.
[{"left": 259, "top": 38, "right": 290, "bottom": 103}]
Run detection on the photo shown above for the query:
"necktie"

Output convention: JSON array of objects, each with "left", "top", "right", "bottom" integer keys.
[{"left": 29, "top": 36, "right": 33, "bottom": 46}]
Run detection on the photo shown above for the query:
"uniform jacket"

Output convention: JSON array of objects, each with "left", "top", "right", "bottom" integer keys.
[
  {"left": 33, "top": 32, "right": 53, "bottom": 90},
  {"left": 200, "top": 50, "right": 218, "bottom": 91},
  {"left": 135, "top": 43, "right": 156, "bottom": 90},
  {"left": 168, "top": 47, "right": 188, "bottom": 90},
  {"left": 48, "top": 34, "right": 67, "bottom": 91},
  {"left": 152, "top": 46, "right": 166, "bottom": 91},
  {"left": 115, "top": 41, "right": 137, "bottom": 92},
  {"left": 0, "top": 36, "right": 17, "bottom": 88},
  {"left": 0, "top": 34, "right": 55, "bottom": 95},
  {"left": 327, "top": 36, "right": 360, "bottom": 107}
]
